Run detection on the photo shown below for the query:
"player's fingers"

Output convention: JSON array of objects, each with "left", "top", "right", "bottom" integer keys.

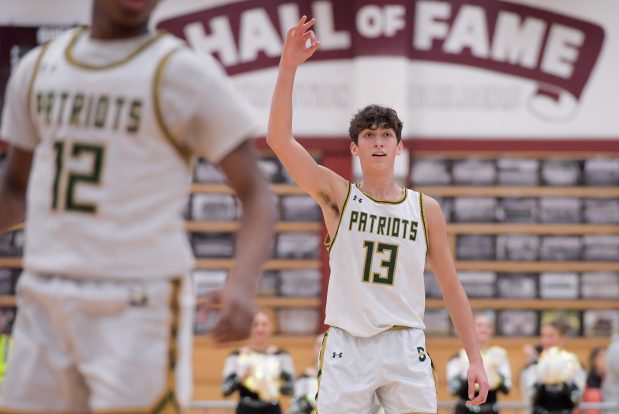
[
  {"left": 303, "top": 30, "right": 316, "bottom": 40},
  {"left": 202, "top": 292, "right": 221, "bottom": 310},
  {"left": 477, "top": 379, "right": 489, "bottom": 402},
  {"left": 467, "top": 376, "right": 475, "bottom": 400},
  {"left": 296, "top": 15, "right": 307, "bottom": 29},
  {"left": 213, "top": 323, "right": 245, "bottom": 343},
  {"left": 210, "top": 308, "right": 232, "bottom": 336},
  {"left": 303, "top": 31, "right": 320, "bottom": 55},
  {"left": 302, "top": 17, "right": 316, "bottom": 31},
  {"left": 466, "top": 394, "right": 485, "bottom": 407}
]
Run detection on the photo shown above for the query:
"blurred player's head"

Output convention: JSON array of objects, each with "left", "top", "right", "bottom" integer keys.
[
  {"left": 540, "top": 319, "right": 569, "bottom": 350},
  {"left": 249, "top": 311, "right": 273, "bottom": 346},
  {"left": 91, "top": 0, "right": 160, "bottom": 39},
  {"left": 474, "top": 313, "right": 494, "bottom": 347}
]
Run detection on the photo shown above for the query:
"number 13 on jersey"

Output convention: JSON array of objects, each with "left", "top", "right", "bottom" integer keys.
[{"left": 361, "top": 241, "right": 399, "bottom": 285}]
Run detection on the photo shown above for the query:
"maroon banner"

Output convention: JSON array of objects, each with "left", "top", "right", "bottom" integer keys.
[{"left": 157, "top": 0, "right": 604, "bottom": 101}]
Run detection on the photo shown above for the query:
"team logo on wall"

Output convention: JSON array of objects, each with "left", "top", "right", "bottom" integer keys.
[{"left": 156, "top": 0, "right": 605, "bottom": 123}]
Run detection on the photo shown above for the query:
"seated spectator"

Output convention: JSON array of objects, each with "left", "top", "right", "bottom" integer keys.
[{"left": 221, "top": 311, "right": 295, "bottom": 414}]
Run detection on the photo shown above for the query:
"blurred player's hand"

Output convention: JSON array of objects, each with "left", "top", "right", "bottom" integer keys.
[
  {"left": 280, "top": 15, "right": 320, "bottom": 69},
  {"left": 204, "top": 283, "right": 256, "bottom": 343},
  {"left": 466, "top": 361, "right": 489, "bottom": 406}
]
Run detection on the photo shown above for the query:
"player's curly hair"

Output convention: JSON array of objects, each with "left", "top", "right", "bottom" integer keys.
[{"left": 348, "top": 105, "right": 403, "bottom": 144}]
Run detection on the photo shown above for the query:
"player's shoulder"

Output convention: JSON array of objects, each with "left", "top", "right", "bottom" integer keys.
[
  {"left": 11, "top": 44, "right": 48, "bottom": 78},
  {"left": 163, "top": 39, "right": 227, "bottom": 79},
  {"left": 12, "top": 27, "right": 78, "bottom": 72},
  {"left": 415, "top": 191, "right": 443, "bottom": 217}
]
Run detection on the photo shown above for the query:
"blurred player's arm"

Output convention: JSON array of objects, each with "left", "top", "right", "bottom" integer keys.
[
  {"left": 214, "top": 142, "right": 276, "bottom": 342},
  {"left": 424, "top": 194, "right": 489, "bottom": 405},
  {"left": 158, "top": 48, "right": 275, "bottom": 342},
  {"left": 267, "top": 16, "right": 347, "bottom": 209},
  {"left": 0, "top": 145, "right": 32, "bottom": 233},
  {"left": 0, "top": 47, "right": 41, "bottom": 234}
]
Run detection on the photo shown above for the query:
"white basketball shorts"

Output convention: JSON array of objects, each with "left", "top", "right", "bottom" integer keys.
[
  {"left": 0, "top": 271, "right": 194, "bottom": 413},
  {"left": 316, "top": 326, "right": 437, "bottom": 414}
]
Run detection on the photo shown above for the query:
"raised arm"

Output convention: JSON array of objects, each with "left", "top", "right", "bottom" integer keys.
[
  {"left": 267, "top": 16, "right": 347, "bottom": 208},
  {"left": 208, "top": 141, "right": 275, "bottom": 342},
  {"left": 0, "top": 145, "right": 33, "bottom": 234},
  {"left": 424, "top": 194, "right": 489, "bottom": 406}
]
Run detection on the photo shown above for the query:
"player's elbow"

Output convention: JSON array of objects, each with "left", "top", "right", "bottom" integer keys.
[{"left": 265, "top": 133, "right": 283, "bottom": 152}]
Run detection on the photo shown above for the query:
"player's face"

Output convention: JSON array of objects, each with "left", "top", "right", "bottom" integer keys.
[
  {"left": 250, "top": 312, "right": 272, "bottom": 341},
  {"left": 474, "top": 315, "right": 493, "bottom": 344},
  {"left": 91, "top": 0, "right": 160, "bottom": 38},
  {"left": 351, "top": 126, "right": 402, "bottom": 172},
  {"left": 540, "top": 325, "right": 563, "bottom": 349}
]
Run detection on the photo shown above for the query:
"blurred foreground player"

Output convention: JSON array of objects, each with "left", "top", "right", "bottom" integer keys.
[{"left": 0, "top": 0, "right": 274, "bottom": 411}]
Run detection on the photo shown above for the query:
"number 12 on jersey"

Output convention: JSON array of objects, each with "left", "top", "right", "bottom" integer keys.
[
  {"left": 361, "top": 241, "right": 399, "bottom": 285},
  {"left": 52, "top": 140, "right": 105, "bottom": 213}
]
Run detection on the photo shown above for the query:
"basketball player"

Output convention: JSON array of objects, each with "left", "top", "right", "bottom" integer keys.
[
  {"left": 0, "top": 0, "right": 274, "bottom": 412},
  {"left": 267, "top": 17, "right": 489, "bottom": 414}
]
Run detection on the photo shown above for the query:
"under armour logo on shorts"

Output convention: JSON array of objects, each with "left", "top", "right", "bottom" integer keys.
[
  {"left": 128, "top": 287, "right": 149, "bottom": 306},
  {"left": 417, "top": 346, "right": 427, "bottom": 362},
  {"left": 332, "top": 352, "right": 343, "bottom": 359}
]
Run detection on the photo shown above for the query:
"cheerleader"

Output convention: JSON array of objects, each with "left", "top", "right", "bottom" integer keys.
[
  {"left": 222, "top": 312, "right": 295, "bottom": 414},
  {"left": 447, "top": 313, "right": 512, "bottom": 414},
  {"left": 521, "top": 320, "right": 586, "bottom": 414}
]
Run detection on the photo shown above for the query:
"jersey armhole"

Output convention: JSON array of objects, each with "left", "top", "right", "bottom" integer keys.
[
  {"left": 419, "top": 192, "right": 430, "bottom": 255},
  {"left": 152, "top": 46, "right": 193, "bottom": 165},
  {"left": 324, "top": 181, "right": 351, "bottom": 253}
]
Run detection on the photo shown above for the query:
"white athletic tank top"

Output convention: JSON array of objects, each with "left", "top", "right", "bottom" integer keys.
[
  {"left": 23, "top": 27, "right": 195, "bottom": 279},
  {"left": 324, "top": 182, "right": 429, "bottom": 337}
]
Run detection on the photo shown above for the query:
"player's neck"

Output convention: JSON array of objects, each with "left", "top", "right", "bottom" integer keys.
[
  {"left": 90, "top": 21, "right": 150, "bottom": 41},
  {"left": 357, "top": 176, "right": 402, "bottom": 201}
]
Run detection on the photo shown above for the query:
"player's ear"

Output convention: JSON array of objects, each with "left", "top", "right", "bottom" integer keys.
[
  {"left": 350, "top": 141, "right": 358, "bottom": 156},
  {"left": 396, "top": 140, "right": 403, "bottom": 155}
]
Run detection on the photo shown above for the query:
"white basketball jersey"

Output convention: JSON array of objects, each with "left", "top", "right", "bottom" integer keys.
[
  {"left": 23, "top": 28, "right": 195, "bottom": 279},
  {"left": 324, "top": 183, "right": 429, "bottom": 337}
]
